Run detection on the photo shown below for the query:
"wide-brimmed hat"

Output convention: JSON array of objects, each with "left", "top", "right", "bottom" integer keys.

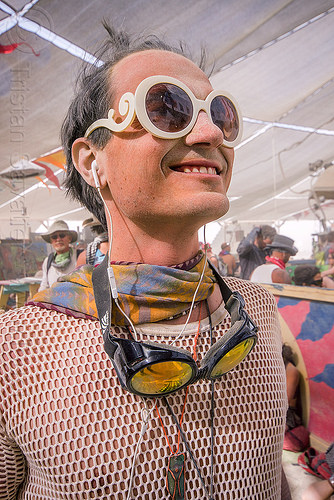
[
  {"left": 266, "top": 234, "right": 298, "bottom": 256},
  {"left": 41, "top": 220, "right": 78, "bottom": 243},
  {"left": 82, "top": 215, "right": 103, "bottom": 229}
]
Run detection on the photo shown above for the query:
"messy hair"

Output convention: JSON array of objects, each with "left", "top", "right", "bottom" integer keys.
[
  {"left": 293, "top": 265, "right": 320, "bottom": 286},
  {"left": 61, "top": 22, "right": 205, "bottom": 228}
]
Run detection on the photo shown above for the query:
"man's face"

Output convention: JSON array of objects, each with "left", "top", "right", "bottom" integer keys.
[
  {"left": 273, "top": 249, "right": 291, "bottom": 264},
  {"left": 96, "top": 50, "right": 234, "bottom": 232},
  {"left": 50, "top": 232, "right": 71, "bottom": 254},
  {"left": 256, "top": 233, "right": 266, "bottom": 249}
]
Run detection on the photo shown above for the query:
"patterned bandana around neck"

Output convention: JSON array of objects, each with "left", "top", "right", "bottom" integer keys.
[
  {"left": 30, "top": 252, "right": 216, "bottom": 326},
  {"left": 52, "top": 249, "right": 72, "bottom": 269},
  {"left": 265, "top": 255, "right": 286, "bottom": 269}
]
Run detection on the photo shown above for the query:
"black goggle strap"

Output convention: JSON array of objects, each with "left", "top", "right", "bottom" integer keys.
[
  {"left": 208, "top": 260, "right": 256, "bottom": 330},
  {"left": 92, "top": 254, "right": 115, "bottom": 345}
]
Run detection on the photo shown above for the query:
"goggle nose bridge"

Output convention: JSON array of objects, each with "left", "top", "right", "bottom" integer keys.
[{"left": 193, "top": 365, "right": 208, "bottom": 382}]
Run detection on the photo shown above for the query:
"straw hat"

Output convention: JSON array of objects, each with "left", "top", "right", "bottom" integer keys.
[
  {"left": 41, "top": 220, "right": 78, "bottom": 243},
  {"left": 82, "top": 215, "right": 103, "bottom": 229}
]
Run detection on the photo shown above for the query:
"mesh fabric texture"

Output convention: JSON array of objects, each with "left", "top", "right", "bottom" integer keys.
[{"left": 0, "top": 278, "right": 287, "bottom": 499}]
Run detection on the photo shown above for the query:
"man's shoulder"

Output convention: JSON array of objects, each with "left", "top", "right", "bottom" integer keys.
[
  {"left": 222, "top": 253, "right": 235, "bottom": 263},
  {"left": 224, "top": 276, "right": 277, "bottom": 306},
  {"left": 0, "top": 304, "right": 97, "bottom": 330},
  {"left": 271, "top": 267, "right": 291, "bottom": 284}
]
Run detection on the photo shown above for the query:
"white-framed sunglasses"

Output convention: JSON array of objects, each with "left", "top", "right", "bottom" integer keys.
[{"left": 85, "top": 75, "right": 243, "bottom": 147}]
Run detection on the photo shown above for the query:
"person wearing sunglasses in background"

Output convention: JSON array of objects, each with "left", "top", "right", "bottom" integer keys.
[
  {"left": 250, "top": 234, "right": 297, "bottom": 285},
  {"left": 0, "top": 24, "right": 291, "bottom": 500},
  {"left": 293, "top": 264, "right": 334, "bottom": 289},
  {"left": 38, "top": 219, "right": 78, "bottom": 291}
]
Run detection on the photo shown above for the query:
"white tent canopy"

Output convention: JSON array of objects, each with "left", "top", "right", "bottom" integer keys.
[{"left": 0, "top": 0, "right": 333, "bottom": 241}]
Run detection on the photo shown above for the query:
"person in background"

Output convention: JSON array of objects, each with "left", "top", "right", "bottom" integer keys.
[
  {"left": 321, "top": 250, "right": 334, "bottom": 280},
  {"left": 250, "top": 234, "right": 297, "bottom": 284},
  {"left": 39, "top": 220, "right": 78, "bottom": 291},
  {"left": 237, "top": 225, "right": 277, "bottom": 279},
  {"left": 218, "top": 242, "right": 237, "bottom": 276},
  {"left": 323, "top": 231, "right": 334, "bottom": 264},
  {"left": 199, "top": 242, "right": 219, "bottom": 268},
  {"left": 282, "top": 344, "right": 302, "bottom": 431},
  {"left": 76, "top": 215, "right": 109, "bottom": 266},
  {"left": 294, "top": 265, "right": 334, "bottom": 289}
]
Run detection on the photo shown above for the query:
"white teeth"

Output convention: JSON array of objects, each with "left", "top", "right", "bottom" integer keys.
[{"left": 180, "top": 166, "right": 217, "bottom": 174}]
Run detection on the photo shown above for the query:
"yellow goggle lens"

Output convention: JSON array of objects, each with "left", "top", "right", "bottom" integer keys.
[
  {"left": 210, "top": 338, "right": 255, "bottom": 378},
  {"left": 131, "top": 361, "right": 193, "bottom": 395}
]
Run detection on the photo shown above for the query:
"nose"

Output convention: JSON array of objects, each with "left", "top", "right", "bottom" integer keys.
[{"left": 183, "top": 110, "right": 224, "bottom": 148}]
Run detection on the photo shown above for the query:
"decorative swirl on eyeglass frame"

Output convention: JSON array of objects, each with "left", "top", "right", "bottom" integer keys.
[{"left": 85, "top": 92, "right": 135, "bottom": 137}]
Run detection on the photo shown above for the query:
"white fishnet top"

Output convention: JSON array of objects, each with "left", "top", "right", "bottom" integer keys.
[{"left": 0, "top": 278, "right": 287, "bottom": 499}]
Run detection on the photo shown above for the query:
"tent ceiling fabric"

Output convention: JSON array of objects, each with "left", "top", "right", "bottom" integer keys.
[{"left": 0, "top": 0, "right": 334, "bottom": 238}]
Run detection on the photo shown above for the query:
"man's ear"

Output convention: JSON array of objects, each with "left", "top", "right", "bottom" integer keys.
[{"left": 72, "top": 138, "right": 108, "bottom": 189}]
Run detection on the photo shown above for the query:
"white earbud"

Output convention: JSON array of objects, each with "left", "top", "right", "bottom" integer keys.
[{"left": 91, "top": 159, "right": 101, "bottom": 189}]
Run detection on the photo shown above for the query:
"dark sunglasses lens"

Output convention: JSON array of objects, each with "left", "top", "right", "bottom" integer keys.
[
  {"left": 51, "top": 232, "right": 66, "bottom": 240},
  {"left": 146, "top": 83, "right": 193, "bottom": 132},
  {"left": 211, "top": 96, "right": 239, "bottom": 143},
  {"left": 130, "top": 360, "right": 193, "bottom": 395},
  {"left": 210, "top": 338, "right": 255, "bottom": 378}
]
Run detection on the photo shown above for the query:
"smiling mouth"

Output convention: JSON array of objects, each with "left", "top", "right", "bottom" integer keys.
[{"left": 171, "top": 165, "right": 219, "bottom": 175}]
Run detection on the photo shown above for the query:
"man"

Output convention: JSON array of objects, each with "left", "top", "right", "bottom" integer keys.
[
  {"left": 218, "top": 242, "right": 237, "bottom": 276},
  {"left": 250, "top": 234, "right": 297, "bottom": 284},
  {"left": 237, "top": 225, "right": 277, "bottom": 279},
  {"left": 76, "top": 215, "right": 109, "bottom": 266},
  {"left": 0, "top": 25, "right": 290, "bottom": 499},
  {"left": 39, "top": 219, "right": 78, "bottom": 290}
]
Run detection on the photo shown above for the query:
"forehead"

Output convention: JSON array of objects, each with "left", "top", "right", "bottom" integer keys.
[{"left": 110, "top": 49, "right": 212, "bottom": 98}]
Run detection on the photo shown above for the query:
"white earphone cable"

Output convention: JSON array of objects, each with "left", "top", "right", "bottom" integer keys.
[
  {"left": 171, "top": 225, "right": 208, "bottom": 345},
  {"left": 126, "top": 400, "right": 155, "bottom": 500}
]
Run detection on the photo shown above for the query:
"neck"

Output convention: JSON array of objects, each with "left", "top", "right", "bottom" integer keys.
[
  {"left": 56, "top": 248, "right": 70, "bottom": 255},
  {"left": 107, "top": 208, "right": 203, "bottom": 266}
]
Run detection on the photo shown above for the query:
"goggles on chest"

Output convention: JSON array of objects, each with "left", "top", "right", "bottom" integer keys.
[
  {"left": 85, "top": 75, "right": 242, "bottom": 148},
  {"left": 92, "top": 257, "right": 257, "bottom": 398}
]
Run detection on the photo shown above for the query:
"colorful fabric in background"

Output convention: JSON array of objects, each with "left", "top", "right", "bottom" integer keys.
[
  {"left": 29, "top": 255, "right": 216, "bottom": 326},
  {"left": 277, "top": 296, "right": 334, "bottom": 444}
]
